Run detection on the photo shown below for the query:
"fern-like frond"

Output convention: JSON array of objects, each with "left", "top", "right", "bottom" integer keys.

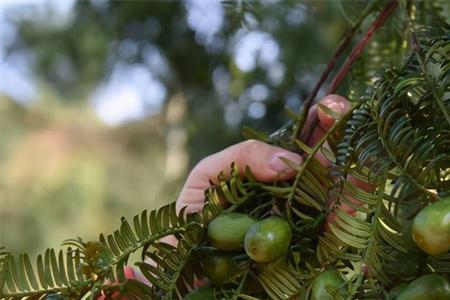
[
  {"left": 2, "top": 3, "right": 450, "bottom": 299},
  {"left": 317, "top": 167, "right": 405, "bottom": 285},
  {"left": 320, "top": 34, "right": 450, "bottom": 291},
  {"left": 281, "top": 116, "right": 351, "bottom": 233},
  {"left": 1, "top": 202, "right": 206, "bottom": 299},
  {"left": 0, "top": 247, "right": 89, "bottom": 300},
  {"left": 251, "top": 263, "right": 301, "bottom": 300},
  {"left": 96, "top": 202, "right": 206, "bottom": 298},
  {"left": 137, "top": 231, "right": 203, "bottom": 298},
  {"left": 410, "top": 0, "right": 450, "bottom": 42},
  {"left": 428, "top": 253, "right": 450, "bottom": 273}
]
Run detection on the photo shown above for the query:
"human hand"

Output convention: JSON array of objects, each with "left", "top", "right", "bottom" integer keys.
[
  {"left": 99, "top": 94, "right": 363, "bottom": 297},
  {"left": 137, "top": 94, "right": 356, "bottom": 293},
  {"left": 176, "top": 94, "right": 351, "bottom": 215}
]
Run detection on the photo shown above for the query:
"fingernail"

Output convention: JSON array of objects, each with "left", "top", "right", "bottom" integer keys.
[
  {"left": 328, "top": 102, "right": 344, "bottom": 115},
  {"left": 321, "top": 94, "right": 350, "bottom": 116},
  {"left": 268, "top": 152, "right": 303, "bottom": 173}
]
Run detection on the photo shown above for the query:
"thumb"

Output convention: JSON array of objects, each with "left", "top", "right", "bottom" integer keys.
[
  {"left": 176, "top": 140, "right": 302, "bottom": 213},
  {"left": 306, "top": 94, "right": 350, "bottom": 167},
  {"left": 317, "top": 94, "right": 351, "bottom": 131}
]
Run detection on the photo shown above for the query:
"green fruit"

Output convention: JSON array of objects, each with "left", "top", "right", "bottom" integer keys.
[
  {"left": 412, "top": 197, "right": 450, "bottom": 255},
  {"left": 184, "top": 286, "right": 214, "bottom": 300},
  {"left": 244, "top": 216, "right": 292, "bottom": 263},
  {"left": 311, "top": 269, "right": 345, "bottom": 300},
  {"left": 389, "top": 283, "right": 408, "bottom": 299},
  {"left": 397, "top": 274, "right": 450, "bottom": 300},
  {"left": 207, "top": 213, "right": 257, "bottom": 251},
  {"left": 202, "top": 251, "right": 234, "bottom": 286}
]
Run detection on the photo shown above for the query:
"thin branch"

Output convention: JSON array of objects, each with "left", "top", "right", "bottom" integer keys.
[
  {"left": 297, "top": 0, "right": 399, "bottom": 144},
  {"left": 292, "top": 3, "right": 378, "bottom": 143},
  {"left": 327, "top": 0, "right": 399, "bottom": 95},
  {"left": 293, "top": 2, "right": 377, "bottom": 142}
]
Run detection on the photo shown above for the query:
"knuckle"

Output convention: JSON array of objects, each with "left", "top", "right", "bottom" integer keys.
[
  {"left": 240, "top": 139, "right": 264, "bottom": 151},
  {"left": 237, "top": 139, "right": 264, "bottom": 159}
]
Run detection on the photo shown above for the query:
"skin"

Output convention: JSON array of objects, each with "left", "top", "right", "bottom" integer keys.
[
  {"left": 160, "top": 94, "right": 354, "bottom": 248},
  {"left": 98, "top": 94, "right": 352, "bottom": 297},
  {"left": 176, "top": 94, "right": 351, "bottom": 215},
  {"left": 145, "top": 95, "right": 362, "bottom": 292}
]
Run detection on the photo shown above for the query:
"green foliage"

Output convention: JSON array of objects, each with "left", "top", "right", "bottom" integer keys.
[
  {"left": 0, "top": 202, "right": 208, "bottom": 299},
  {"left": 1, "top": 1, "right": 450, "bottom": 299}
]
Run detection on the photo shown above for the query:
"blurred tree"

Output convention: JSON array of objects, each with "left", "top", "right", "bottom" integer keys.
[
  {"left": 11, "top": 0, "right": 349, "bottom": 158},
  {"left": 1, "top": 0, "right": 355, "bottom": 255}
]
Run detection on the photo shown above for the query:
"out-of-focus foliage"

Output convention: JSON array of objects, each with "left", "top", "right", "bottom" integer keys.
[
  {"left": 0, "top": 98, "right": 169, "bottom": 254},
  {"left": 1, "top": 0, "right": 349, "bottom": 256},
  {"left": 1, "top": 0, "right": 450, "bottom": 299}
]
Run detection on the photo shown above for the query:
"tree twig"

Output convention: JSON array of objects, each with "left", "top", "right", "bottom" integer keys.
[
  {"left": 294, "top": 2, "right": 377, "bottom": 142},
  {"left": 327, "top": 0, "right": 399, "bottom": 95},
  {"left": 297, "top": 0, "right": 399, "bottom": 144}
]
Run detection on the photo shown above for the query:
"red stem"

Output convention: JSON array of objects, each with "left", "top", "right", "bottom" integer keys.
[
  {"left": 327, "top": 0, "right": 399, "bottom": 94},
  {"left": 297, "top": 10, "right": 367, "bottom": 142},
  {"left": 301, "top": 15, "right": 364, "bottom": 117},
  {"left": 298, "top": 0, "right": 399, "bottom": 143}
]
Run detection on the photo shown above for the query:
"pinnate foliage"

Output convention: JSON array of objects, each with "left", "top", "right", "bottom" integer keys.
[{"left": 1, "top": 1, "right": 450, "bottom": 299}]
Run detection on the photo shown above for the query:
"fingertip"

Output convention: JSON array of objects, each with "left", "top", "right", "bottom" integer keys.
[
  {"left": 318, "top": 94, "right": 350, "bottom": 130},
  {"left": 226, "top": 140, "right": 303, "bottom": 182},
  {"left": 124, "top": 267, "right": 136, "bottom": 279},
  {"left": 265, "top": 150, "right": 303, "bottom": 181},
  {"left": 320, "top": 94, "right": 350, "bottom": 111},
  {"left": 267, "top": 151, "right": 303, "bottom": 172}
]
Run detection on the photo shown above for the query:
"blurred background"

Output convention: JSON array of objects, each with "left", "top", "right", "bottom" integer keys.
[{"left": 0, "top": 0, "right": 354, "bottom": 256}]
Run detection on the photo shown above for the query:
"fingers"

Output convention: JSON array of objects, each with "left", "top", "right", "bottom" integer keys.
[
  {"left": 317, "top": 96, "right": 376, "bottom": 233},
  {"left": 318, "top": 94, "right": 351, "bottom": 131},
  {"left": 176, "top": 140, "right": 303, "bottom": 213},
  {"left": 348, "top": 174, "right": 374, "bottom": 193},
  {"left": 306, "top": 94, "right": 351, "bottom": 167},
  {"left": 176, "top": 94, "right": 351, "bottom": 215},
  {"left": 307, "top": 94, "right": 351, "bottom": 147}
]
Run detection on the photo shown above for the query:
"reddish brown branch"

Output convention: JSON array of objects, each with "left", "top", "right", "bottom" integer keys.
[
  {"left": 300, "top": 6, "right": 372, "bottom": 120},
  {"left": 294, "top": 7, "right": 372, "bottom": 142},
  {"left": 298, "top": 0, "right": 399, "bottom": 143},
  {"left": 327, "top": 0, "right": 399, "bottom": 94}
]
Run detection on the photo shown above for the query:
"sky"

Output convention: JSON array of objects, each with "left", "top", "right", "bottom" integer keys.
[{"left": 0, "top": 0, "right": 287, "bottom": 125}]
